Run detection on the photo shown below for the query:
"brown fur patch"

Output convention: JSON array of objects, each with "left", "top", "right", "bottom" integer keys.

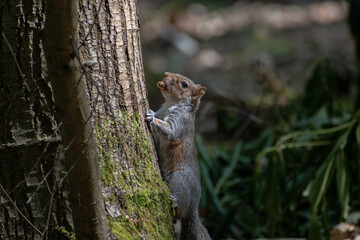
[
  {"left": 175, "top": 205, "right": 182, "bottom": 219},
  {"left": 169, "top": 139, "right": 183, "bottom": 174}
]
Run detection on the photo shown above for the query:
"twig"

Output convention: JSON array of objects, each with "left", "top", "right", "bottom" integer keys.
[
  {"left": 26, "top": 168, "right": 53, "bottom": 204},
  {"left": 77, "top": 0, "right": 104, "bottom": 50},
  {"left": 1, "top": 32, "right": 25, "bottom": 78},
  {"left": 0, "top": 183, "right": 43, "bottom": 236}
]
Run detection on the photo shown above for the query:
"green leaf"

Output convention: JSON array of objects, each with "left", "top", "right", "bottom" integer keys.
[
  {"left": 196, "top": 135, "right": 212, "bottom": 167},
  {"left": 263, "top": 157, "right": 282, "bottom": 220},
  {"left": 356, "top": 122, "right": 360, "bottom": 184},
  {"left": 214, "top": 142, "right": 242, "bottom": 194},
  {"left": 309, "top": 155, "right": 335, "bottom": 216},
  {"left": 199, "top": 160, "right": 226, "bottom": 215},
  {"left": 356, "top": 121, "right": 360, "bottom": 158},
  {"left": 321, "top": 199, "right": 331, "bottom": 239},
  {"left": 309, "top": 212, "right": 322, "bottom": 240},
  {"left": 303, "top": 59, "right": 334, "bottom": 117},
  {"left": 307, "top": 126, "right": 353, "bottom": 238},
  {"left": 335, "top": 150, "right": 350, "bottom": 219}
]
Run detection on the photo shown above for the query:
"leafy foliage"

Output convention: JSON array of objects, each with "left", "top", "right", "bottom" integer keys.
[{"left": 198, "top": 59, "right": 360, "bottom": 239}]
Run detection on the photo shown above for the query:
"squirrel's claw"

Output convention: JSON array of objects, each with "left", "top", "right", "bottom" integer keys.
[
  {"left": 146, "top": 110, "right": 155, "bottom": 123},
  {"left": 169, "top": 194, "right": 178, "bottom": 208}
]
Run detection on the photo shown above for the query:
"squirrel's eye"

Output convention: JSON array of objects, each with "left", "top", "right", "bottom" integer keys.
[{"left": 181, "top": 81, "right": 188, "bottom": 88}]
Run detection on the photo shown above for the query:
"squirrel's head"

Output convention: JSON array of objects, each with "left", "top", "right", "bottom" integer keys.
[{"left": 157, "top": 72, "right": 206, "bottom": 108}]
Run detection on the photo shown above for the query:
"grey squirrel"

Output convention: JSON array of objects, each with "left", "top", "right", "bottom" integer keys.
[{"left": 146, "top": 72, "right": 211, "bottom": 240}]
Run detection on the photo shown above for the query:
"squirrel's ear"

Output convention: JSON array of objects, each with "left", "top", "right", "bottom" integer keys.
[
  {"left": 192, "top": 85, "right": 206, "bottom": 105},
  {"left": 194, "top": 85, "right": 206, "bottom": 97}
]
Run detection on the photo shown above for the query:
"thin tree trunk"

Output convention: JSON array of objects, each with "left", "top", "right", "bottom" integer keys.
[{"left": 43, "top": 0, "right": 108, "bottom": 239}]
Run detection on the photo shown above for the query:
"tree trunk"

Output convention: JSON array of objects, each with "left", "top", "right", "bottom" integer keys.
[
  {"left": 43, "top": 0, "right": 108, "bottom": 239},
  {"left": 348, "top": 0, "right": 360, "bottom": 110},
  {"left": 78, "top": 0, "right": 174, "bottom": 238},
  {"left": 1, "top": 0, "right": 174, "bottom": 239},
  {"left": 0, "top": 1, "right": 72, "bottom": 239}
]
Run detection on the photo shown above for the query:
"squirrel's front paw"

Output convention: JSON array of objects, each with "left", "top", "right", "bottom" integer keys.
[
  {"left": 169, "top": 194, "right": 178, "bottom": 208},
  {"left": 146, "top": 110, "right": 155, "bottom": 123}
]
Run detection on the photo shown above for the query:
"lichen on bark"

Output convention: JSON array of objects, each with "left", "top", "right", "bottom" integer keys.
[
  {"left": 78, "top": 0, "right": 174, "bottom": 237},
  {"left": 96, "top": 111, "right": 174, "bottom": 239}
]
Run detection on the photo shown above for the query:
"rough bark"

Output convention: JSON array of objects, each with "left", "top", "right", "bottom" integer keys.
[
  {"left": 78, "top": 0, "right": 174, "bottom": 238},
  {"left": 0, "top": 0, "right": 71, "bottom": 239},
  {"left": 43, "top": 0, "right": 109, "bottom": 239},
  {"left": 1, "top": 0, "right": 174, "bottom": 238}
]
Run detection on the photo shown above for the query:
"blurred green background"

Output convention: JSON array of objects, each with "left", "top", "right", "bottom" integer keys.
[{"left": 138, "top": 0, "right": 360, "bottom": 239}]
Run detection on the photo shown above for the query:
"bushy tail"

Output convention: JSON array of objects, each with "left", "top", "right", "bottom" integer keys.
[{"left": 180, "top": 213, "right": 211, "bottom": 240}]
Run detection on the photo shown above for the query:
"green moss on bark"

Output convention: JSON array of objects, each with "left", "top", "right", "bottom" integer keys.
[
  {"left": 59, "top": 226, "right": 76, "bottom": 240},
  {"left": 96, "top": 111, "right": 174, "bottom": 239}
]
